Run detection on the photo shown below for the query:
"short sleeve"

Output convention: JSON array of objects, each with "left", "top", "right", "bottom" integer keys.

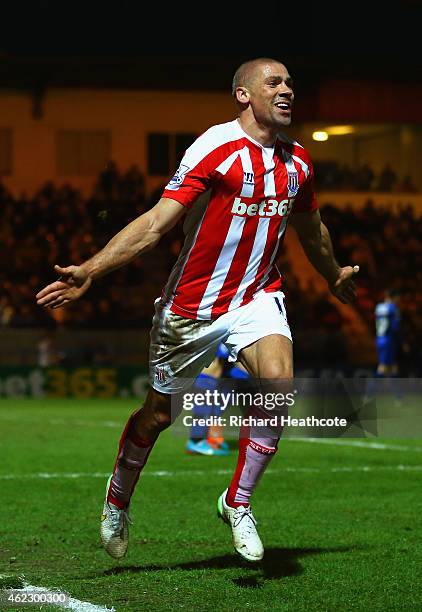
[{"left": 162, "top": 126, "right": 224, "bottom": 209}]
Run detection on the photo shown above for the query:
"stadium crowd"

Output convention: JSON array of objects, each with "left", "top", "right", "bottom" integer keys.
[
  {"left": 1, "top": 163, "right": 421, "bottom": 371},
  {"left": 321, "top": 200, "right": 422, "bottom": 372},
  {"left": 314, "top": 161, "right": 418, "bottom": 193}
]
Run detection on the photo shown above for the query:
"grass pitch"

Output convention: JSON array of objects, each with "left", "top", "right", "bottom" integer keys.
[{"left": 0, "top": 399, "right": 421, "bottom": 611}]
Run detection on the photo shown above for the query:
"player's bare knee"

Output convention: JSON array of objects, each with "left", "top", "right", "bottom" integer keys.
[
  {"left": 261, "top": 362, "right": 293, "bottom": 380},
  {"left": 140, "top": 388, "right": 173, "bottom": 432},
  {"left": 151, "top": 405, "right": 173, "bottom": 430},
  {"left": 148, "top": 391, "right": 173, "bottom": 430}
]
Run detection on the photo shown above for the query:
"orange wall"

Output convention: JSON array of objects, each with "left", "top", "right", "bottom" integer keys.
[
  {"left": 0, "top": 89, "right": 234, "bottom": 196},
  {"left": 296, "top": 125, "right": 422, "bottom": 190}
]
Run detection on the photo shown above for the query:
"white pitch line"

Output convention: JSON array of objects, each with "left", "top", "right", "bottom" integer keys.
[
  {"left": 0, "top": 465, "right": 421, "bottom": 482},
  {"left": 0, "top": 414, "right": 122, "bottom": 428},
  {"left": 2, "top": 413, "right": 422, "bottom": 450},
  {"left": 48, "top": 419, "right": 122, "bottom": 428},
  {"left": 10, "top": 583, "right": 115, "bottom": 612},
  {"left": 2, "top": 414, "right": 422, "bottom": 448},
  {"left": 0, "top": 472, "right": 111, "bottom": 480},
  {"left": 289, "top": 438, "right": 422, "bottom": 452}
]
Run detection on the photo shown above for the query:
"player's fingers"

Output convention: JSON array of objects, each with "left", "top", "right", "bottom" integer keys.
[
  {"left": 36, "top": 287, "right": 63, "bottom": 303},
  {"left": 343, "top": 267, "right": 359, "bottom": 282},
  {"left": 37, "top": 289, "right": 67, "bottom": 306},
  {"left": 51, "top": 299, "right": 69, "bottom": 309},
  {"left": 334, "top": 266, "right": 359, "bottom": 287},
  {"left": 48, "top": 295, "right": 70, "bottom": 309},
  {"left": 36, "top": 285, "right": 54, "bottom": 300},
  {"left": 54, "top": 264, "right": 71, "bottom": 275},
  {"left": 334, "top": 276, "right": 355, "bottom": 291},
  {"left": 36, "top": 281, "right": 68, "bottom": 300},
  {"left": 334, "top": 273, "right": 349, "bottom": 288}
]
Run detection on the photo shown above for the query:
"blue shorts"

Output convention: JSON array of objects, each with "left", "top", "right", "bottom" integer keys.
[
  {"left": 376, "top": 339, "right": 397, "bottom": 366},
  {"left": 228, "top": 365, "right": 250, "bottom": 379}
]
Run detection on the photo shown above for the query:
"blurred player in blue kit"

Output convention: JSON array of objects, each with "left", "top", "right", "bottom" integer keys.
[
  {"left": 375, "top": 289, "right": 401, "bottom": 377},
  {"left": 366, "top": 289, "right": 403, "bottom": 406},
  {"left": 186, "top": 343, "right": 250, "bottom": 456}
]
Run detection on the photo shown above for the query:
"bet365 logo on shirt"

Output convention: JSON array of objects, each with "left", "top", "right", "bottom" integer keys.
[{"left": 231, "top": 197, "right": 294, "bottom": 218}]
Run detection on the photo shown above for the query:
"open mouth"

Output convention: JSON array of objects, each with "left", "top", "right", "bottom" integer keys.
[{"left": 274, "top": 101, "right": 291, "bottom": 111}]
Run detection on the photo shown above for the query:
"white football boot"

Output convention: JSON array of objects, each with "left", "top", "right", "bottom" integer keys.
[
  {"left": 217, "top": 488, "right": 264, "bottom": 562},
  {"left": 100, "top": 475, "right": 132, "bottom": 559}
]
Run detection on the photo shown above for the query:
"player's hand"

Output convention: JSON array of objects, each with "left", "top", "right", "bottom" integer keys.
[
  {"left": 330, "top": 265, "right": 359, "bottom": 304},
  {"left": 36, "top": 265, "right": 92, "bottom": 309}
]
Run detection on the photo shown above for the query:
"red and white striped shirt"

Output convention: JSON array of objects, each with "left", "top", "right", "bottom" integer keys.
[{"left": 161, "top": 119, "right": 318, "bottom": 320}]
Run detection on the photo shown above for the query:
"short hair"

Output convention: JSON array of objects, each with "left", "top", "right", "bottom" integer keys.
[{"left": 231, "top": 57, "right": 282, "bottom": 96}]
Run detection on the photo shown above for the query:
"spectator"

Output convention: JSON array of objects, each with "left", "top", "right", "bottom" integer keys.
[
  {"left": 377, "top": 163, "right": 397, "bottom": 192},
  {"left": 396, "top": 174, "right": 417, "bottom": 193},
  {"left": 37, "top": 331, "right": 62, "bottom": 366},
  {"left": 354, "top": 163, "right": 375, "bottom": 191}
]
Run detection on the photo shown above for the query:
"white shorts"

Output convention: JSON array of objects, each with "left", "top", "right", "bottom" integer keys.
[{"left": 149, "top": 290, "right": 292, "bottom": 394}]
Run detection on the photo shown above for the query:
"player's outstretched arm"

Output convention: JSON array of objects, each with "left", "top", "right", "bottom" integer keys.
[
  {"left": 36, "top": 198, "right": 185, "bottom": 309},
  {"left": 290, "top": 209, "right": 359, "bottom": 304}
]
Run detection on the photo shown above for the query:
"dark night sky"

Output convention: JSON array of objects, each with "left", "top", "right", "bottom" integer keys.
[
  {"left": 1, "top": 1, "right": 421, "bottom": 87},
  {"left": 2, "top": 1, "right": 420, "bottom": 56}
]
